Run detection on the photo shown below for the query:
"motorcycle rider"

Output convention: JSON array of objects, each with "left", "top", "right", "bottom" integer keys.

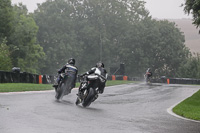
[
  {"left": 53, "top": 58, "right": 78, "bottom": 90},
  {"left": 77, "top": 62, "right": 108, "bottom": 99},
  {"left": 144, "top": 68, "right": 152, "bottom": 80}
]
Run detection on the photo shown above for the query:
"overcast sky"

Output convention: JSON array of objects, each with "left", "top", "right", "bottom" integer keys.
[{"left": 12, "top": 0, "right": 192, "bottom": 19}]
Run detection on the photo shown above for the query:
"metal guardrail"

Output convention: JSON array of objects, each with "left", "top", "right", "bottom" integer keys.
[{"left": 151, "top": 77, "right": 200, "bottom": 85}]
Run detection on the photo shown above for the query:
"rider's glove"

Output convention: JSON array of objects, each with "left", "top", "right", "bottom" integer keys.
[
  {"left": 58, "top": 70, "right": 62, "bottom": 74},
  {"left": 80, "top": 73, "right": 86, "bottom": 77}
]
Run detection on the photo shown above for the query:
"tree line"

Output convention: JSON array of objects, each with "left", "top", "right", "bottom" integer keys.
[{"left": 0, "top": 0, "right": 200, "bottom": 79}]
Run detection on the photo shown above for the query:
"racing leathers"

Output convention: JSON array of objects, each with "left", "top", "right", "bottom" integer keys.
[
  {"left": 53, "top": 63, "right": 78, "bottom": 89},
  {"left": 78, "top": 66, "right": 108, "bottom": 97}
]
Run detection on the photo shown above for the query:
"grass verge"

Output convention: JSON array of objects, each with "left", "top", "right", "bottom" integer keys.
[
  {"left": 173, "top": 90, "right": 200, "bottom": 121},
  {"left": 0, "top": 80, "right": 137, "bottom": 92},
  {"left": 0, "top": 83, "right": 53, "bottom": 92}
]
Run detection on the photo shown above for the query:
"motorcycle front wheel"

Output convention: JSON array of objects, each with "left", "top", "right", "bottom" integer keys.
[{"left": 82, "top": 88, "right": 96, "bottom": 107}]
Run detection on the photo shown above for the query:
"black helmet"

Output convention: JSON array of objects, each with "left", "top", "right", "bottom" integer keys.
[
  {"left": 96, "top": 62, "right": 104, "bottom": 68},
  {"left": 68, "top": 58, "right": 75, "bottom": 65}
]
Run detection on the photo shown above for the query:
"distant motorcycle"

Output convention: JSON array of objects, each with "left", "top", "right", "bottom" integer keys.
[
  {"left": 55, "top": 72, "right": 74, "bottom": 100},
  {"left": 144, "top": 72, "right": 152, "bottom": 83},
  {"left": 75, "top": 74, "right": 106, "bottom": 107}
]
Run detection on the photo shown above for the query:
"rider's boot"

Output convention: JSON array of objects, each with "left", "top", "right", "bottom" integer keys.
[
  {"left": 76, "top": 90, "right": 83, "bottom": 97},
  {"left": 53, "top": 77, "right": 61, "bottom": 88},
  {"left": 75, "top": 90, "right": 83, "bottom": 103},
  {"left": 52, "top": 82, "right": 58, "bottom": 88}
]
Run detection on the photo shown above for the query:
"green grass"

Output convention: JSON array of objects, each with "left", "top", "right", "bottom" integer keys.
[
  {"left": 0, "top": 83, "right": 53, "bottom": 92},
  {"left": 173, "top": 90, "right": 200, "bottom": 121},
  {"left": 0, "top": 80, "right": 137, "bottom": 92}
]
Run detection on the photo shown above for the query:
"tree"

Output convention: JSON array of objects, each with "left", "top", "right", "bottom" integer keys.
[
  {"left": 0, "top": 38, "right": 12, "bottom": 71},
  {"left": 34, "top": 0, "right": 190, "bottom": 77},
  {"left": 34, "top": 0, "right": 82, "bottom": 74},
  {"left": 8, "top": 4, "right": 45, "bottom": 74},
  {"left": 183, "top": 0, "right": 200, "bottom": 33},
  {"left": 0, "top": 0, "right": 14, "bottom": 43},
  {"left": 115, "top": 19, "right": 190, "bottom": 77},
  {"left": 177, "top": 53, "right": 200, "bottom": 78},
  {"left": 34, "top": 0, "right": 150, "bottom": 74},
  {"left": 146, "top": 20, "right": 190, "bottom": 77}
]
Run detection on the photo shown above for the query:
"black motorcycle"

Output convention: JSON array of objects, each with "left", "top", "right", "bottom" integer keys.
[
  {"left": 75, "top": 74, "right": 106, "bottom": 107},
  {"left": 55, "top": 73, "right": 74, "bottom": 100}
]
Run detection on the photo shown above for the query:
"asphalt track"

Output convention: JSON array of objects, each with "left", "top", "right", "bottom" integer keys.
[{"left": 0, "top": 83, "right": 200, "bottom": 133}]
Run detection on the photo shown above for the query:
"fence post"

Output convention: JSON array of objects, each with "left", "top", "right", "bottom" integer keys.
[
  {"left": 123, "top": 76, "right": 128, "bottom": 81},
  {"left": 112, "top": 75, "right": 116, "bottom": 80},
  {"left": 167, "top": 79, "right": 170, "bottom": 84},
  {"left": 39, "top": 75, "right": 42, "bottom": 84}
]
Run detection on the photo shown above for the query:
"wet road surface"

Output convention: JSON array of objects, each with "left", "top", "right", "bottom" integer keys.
[{"left": 0, "top": 83, "right": 200, "bottom": 133}]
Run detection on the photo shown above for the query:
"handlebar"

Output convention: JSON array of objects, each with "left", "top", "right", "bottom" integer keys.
[
  {"left": 94, "top": 73, "right": 107, "bottom": 81},
  {"left": 77, "top": 75, "right": 87, "bottom": 82},
  {"left": 78, "top": 74, "right": 107, "bottom": 82}
]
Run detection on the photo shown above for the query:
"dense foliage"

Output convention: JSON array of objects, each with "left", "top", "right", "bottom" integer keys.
[
  {"left": 183, "top": 0, "right": 200, "bottom": 33},
  {"left": 9, "top": 4, "right": 45, "bottom": 73},
  {"left": 0, "top": 1, "right": 45, "bottom": 73},
  {"left": 0, "top": 0, "right": 13, "bottom": 43},
  {"left": 1, "top": 0, "right": 199, "bottom": 79},
  {"left": 0, "top": 0, "right": 14, "bottom": 71},
  {"left": 0, "top": 39, "right": 12, "bottom": 71},
  {"left": 34, "top": 0, "right": 190, "bottom": 77},
  {"left": 177, "top": 53, "right": 200, "bottom": 78}
]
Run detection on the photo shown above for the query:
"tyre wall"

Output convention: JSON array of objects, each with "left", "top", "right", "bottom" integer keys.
[{"left": 0, "top": 71, "right": 55, "bottom": 84}]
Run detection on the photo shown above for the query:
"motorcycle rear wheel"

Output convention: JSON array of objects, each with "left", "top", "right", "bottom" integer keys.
[{"left": 55, "top": 83, "right": 65, "bottom": 100}]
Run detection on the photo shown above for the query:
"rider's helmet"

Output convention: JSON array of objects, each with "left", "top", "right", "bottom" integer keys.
[
  {"left": 68, "top": 58, "right": 75, "bottom": 65},
  {"left": 96, "top": 62, "right": 104, "bottom": 68},
  {"left": 147, "top": 68, "right": 151, "bottom": 71}
]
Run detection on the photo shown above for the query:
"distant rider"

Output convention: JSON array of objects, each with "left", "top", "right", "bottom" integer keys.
[
  {"left": 145, "top": 68, "right": 152, "bottom": 79},
  {"left": 77, "top": 62, "right": 108, "bottom": 98},
  {"left": 53, "top": 58, "right": 78, "bottom": 90}
]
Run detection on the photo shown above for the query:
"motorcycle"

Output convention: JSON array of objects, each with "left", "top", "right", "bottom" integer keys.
[
  {"left": 144, "top": 72, "right": 151, "bottom": 83},
  {"left": 55, "top": 72, "right": 74, "bottom": 100},
  {"left": 75, "top": 74, "right": 106, "bottom": 107}
]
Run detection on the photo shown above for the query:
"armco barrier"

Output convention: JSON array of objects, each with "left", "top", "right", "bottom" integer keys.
[
  {"left": 115, "top": 76, "right": 200, "bottom": 85},
  {"left": 168, "top": 78, "right": 200, "bottom": 84},
  {"left": 152, "top": 77, "right": 200, "bottom": 85},
  {"left": 115, "top": 75, "right": 123, "bottom": 80}
]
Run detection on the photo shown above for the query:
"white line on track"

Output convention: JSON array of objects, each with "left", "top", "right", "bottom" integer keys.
[
  {"left": 0, "top": 90, "right": 54, "bottom": 95},
  {"left": 0, "top": 88, "right": 79, "bottom": 95},
  {"left": 167, "top": 100, "right": 200, "bottom": 123}
]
